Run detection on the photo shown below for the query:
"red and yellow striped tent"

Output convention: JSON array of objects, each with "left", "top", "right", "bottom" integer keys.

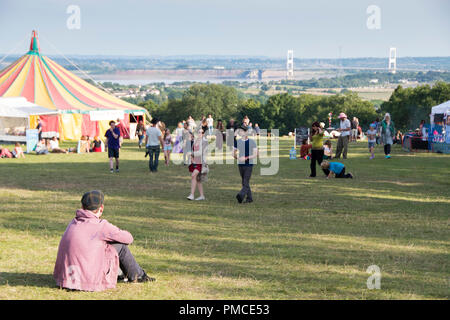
[{"left": 0, "top": 31, "right": 147, "bottom": 140}]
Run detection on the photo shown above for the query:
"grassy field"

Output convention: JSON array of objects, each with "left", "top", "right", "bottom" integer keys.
[{"left": 0, "top": 137, "right": 449, "bottom": 300}]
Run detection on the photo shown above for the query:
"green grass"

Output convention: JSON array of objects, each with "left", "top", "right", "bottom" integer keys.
[{"left": 0, "top": 138, "right": 449, "bottom": 300}]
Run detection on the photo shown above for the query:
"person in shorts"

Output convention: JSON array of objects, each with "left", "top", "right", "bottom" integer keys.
[
  {"left": 105, "top": 120, "right": 121, "bottom": 173},
  {"left": 366, "top": 123, "right": 377, "bottom": 159}
]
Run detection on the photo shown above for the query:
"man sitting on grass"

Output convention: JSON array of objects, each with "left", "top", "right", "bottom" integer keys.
[
  {"left": 53, "top": 190, "right": 155, "bottom": 292},
  {"left": 321, "top": 160, "right": 353, "bottom": 179}
]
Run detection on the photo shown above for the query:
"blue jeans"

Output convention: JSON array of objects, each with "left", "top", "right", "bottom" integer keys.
[
  {"left": 147, "top": 145, "right": 160, "bottom": 172},
  {"left": 138, "top": 135, "right": 144, "bottom": 146}
]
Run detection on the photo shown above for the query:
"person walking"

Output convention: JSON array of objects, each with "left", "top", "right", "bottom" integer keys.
[
  {"left": 233, "top": 124, "right": 258, "bottom": 204},
  {"left": 215, "top": 119, "right": 225, "bottom": 150},
  {"left": 145, "top": 118, "right": 164, "bottom": 172},
  {"left": 182, "top": 122, "right": 193, "bottom": 166},
  {"left": 173, "top": 122, "right": 184, "bottom": 154},
  {"left": 380, "top": 113, "right": 395, "bottom": 159},
  {"left": 187, "top": 126, "right": 208, "bottom": 201},
  {"left": 104, "top": 120, "right": 121, "bottom": 173},
  {"left": 163, "top": 128, "right": 173, "bottom": 166},
  {"left": 335, "top": 113, "right": 351, "bottom": 159},
  {"left": 226, "top": 119, "right": 237, "bottom": 150},
  {"left": 206, "top": 114, "right": 214, "bottom": 136},
  {"left": 309, "top": 121, "right": 325, "bottom": 177},
  {"left": 351, "top": 117, "right": 359, "bottom": 142},
  {"left": 135, "top": 119, "right": 145, "bottom": 149}
]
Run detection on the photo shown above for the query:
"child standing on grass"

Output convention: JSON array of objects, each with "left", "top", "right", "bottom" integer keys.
[
  {"left": 299, "top": 139, "right": 312, "bottom": 160},
  {"left": 366, "top": 123, "right": 377, "bottom": 159},
  {"left": 163, "top": 128, "right": 173, "bottom": 166},
  {"left": 321, "top": 160, "right": 353, "bottom": 179}
]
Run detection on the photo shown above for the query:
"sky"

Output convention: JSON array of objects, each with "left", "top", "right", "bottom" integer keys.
[{"left": 0, "top": 0, "right": 449, "bottom": 58}]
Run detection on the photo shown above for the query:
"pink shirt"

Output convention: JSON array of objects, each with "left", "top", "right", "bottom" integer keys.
[{"left": 53, "top": 209, "right": 133, "bottom": 291}]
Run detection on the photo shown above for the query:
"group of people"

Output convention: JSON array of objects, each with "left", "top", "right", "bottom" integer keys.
[
  {"left": 52, "top": 115, "right": 260, "bottom": 293},
  {"left": 330, "top": 112, "right": 397, "bottom": 160},
  {"left": 50, "top": 111, "right": 403, "bottom": 294},
  {"left": 297, "top": 111, "right": 400, "bottom": 180},
  {"left": 0, "top": 143, "right": 25, "bottom": 159}
]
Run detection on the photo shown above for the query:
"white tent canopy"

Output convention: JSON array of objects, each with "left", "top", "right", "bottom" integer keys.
[
  {"left": 431, "top": 100, "right": 450, "bottom": 116},
  {"left": 0, "top": 97, "right": 57, "bottom": 141}
]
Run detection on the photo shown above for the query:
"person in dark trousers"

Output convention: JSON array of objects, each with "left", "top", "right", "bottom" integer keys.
[
  {"left": 53, "top": 190, "right": 155, "bottom": 292},
  {"left": 233, "top": 124, "right": 258, "bottom": 204},
  {"left": 145, "top": 118, "right": 164, "bottom": 172},
  {"left": 36, "top": 117, "right": 43, "bottom": 141},
  {"left": 104, "top": 120, "right": 121, "bottom": 173},
  {"left": 309, "top": 121, "right": 325, "bottom": 177}
]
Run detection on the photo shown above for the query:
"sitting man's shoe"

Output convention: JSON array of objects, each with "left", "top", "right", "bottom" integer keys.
[
  {"left": 117, "top": 274, "right": 128, "bottom": 282},
  {"left": 236, "top": 194, "right": 243, "bottom": 203},
  {"left": 243, "top": 199, "right": 253, "bottom": 204},
  {"left": 131, "top": 272, "right": 156, "bottom": 283}
]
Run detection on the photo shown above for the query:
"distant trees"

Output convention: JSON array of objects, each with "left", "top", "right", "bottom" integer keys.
[
  {"left": 138, "top": 83, "right": 379, "bottom": 134},
  {"left": 133, "top": 81, "right": 450, "bottom": 134},
  {"left": 380, "top": 81, "right": 450, "bottom": 130}
]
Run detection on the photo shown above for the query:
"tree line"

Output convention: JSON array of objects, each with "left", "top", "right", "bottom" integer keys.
[{"left": 137, "top": 82, "right": 450, "bottom": 134}]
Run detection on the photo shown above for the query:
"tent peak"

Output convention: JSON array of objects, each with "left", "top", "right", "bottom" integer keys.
[{"left": 28, "top": 30, "right": 41, "bottom": 55}]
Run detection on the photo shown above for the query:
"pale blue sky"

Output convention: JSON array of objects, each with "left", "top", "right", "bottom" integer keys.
[{"left": 0, "top": 0, "right": 449, "bottom": 58}]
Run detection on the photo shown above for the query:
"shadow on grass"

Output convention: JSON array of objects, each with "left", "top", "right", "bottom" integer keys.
[{"left": 0, "top": 272, "right": 55, "bottom": 288}]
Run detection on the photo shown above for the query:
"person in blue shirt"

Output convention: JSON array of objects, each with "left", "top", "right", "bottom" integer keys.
[
  {"left": 321, "top": 160, "right": 353, "bottom": 179},
  {"left": 233, "top": 124, "right": 258, "bottom": 203},
  {"left": 104, "top": 120, "right": 121, "bottom": 173}
]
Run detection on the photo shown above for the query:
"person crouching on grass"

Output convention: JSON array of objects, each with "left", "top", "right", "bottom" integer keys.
[
  {"left": 53, "top": 190, "right": 155, "bottom": 292},
  {"left": 321, "top": 160, "right": 353, "bottom": 179}
]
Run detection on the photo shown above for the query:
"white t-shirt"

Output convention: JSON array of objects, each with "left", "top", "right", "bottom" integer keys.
[
  {"left": 50, "top": 140, "right": 59, "bottom": 149},
  {"left": 340, "top": 119, "right": 351, "bottom": 136},
  {"left": 206, "top": 117, "right": 214, "bottom": 127},
  {"left": 366, "top": 129, "right": 377, "bottom": 143},
  {"left": 146, "top": 126, "right": 162, "bottom": 146}
]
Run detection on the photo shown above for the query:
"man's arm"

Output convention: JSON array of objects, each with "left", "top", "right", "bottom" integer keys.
[{"left": 101, "top": 221, "right": 133, "bottom": 245}]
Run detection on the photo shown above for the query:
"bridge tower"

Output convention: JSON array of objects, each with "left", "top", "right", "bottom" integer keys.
[
  {"left": 287, "top": 50, "right": 294, "bottom": 79},
  {"left": 388, "top": 47, "right": 397, "bottom": 74}
]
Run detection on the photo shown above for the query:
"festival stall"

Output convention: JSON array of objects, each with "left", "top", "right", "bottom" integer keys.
[
  {"left": 403, "top": 100, "right": 450, "bottom": 154},
  {"left": 0, "top": 31, "right": 149, "bottom": 141},
  {"left": 430, "top": 100, "right": 450, "bottom": 153},
  {"left": 0, "top": 97, "right": 57, "bottom": 142}
]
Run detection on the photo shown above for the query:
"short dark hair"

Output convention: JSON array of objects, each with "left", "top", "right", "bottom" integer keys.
[
  {"left": 109, "top": 120, "right": 115, "bottom": 126},
  {"left": 151, "top": 118, "right": 158, "bottom": 125}
]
